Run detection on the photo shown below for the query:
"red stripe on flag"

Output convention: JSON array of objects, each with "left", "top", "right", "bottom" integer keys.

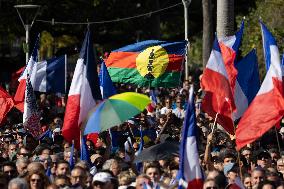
[
  {"left": 62, "top": 94, "right": 81, "bottom": 149},
  {"left": 219, "top": 42, "right": 238, "bottom": 98},
  {"left": 187, "top": 178, "right": 203, "bottom": 189},
  {"left": 106, "top": 52, "right": 183, "bottom": 71},
  {"left": 0, "top": 87, "right": 14, "bottom": 125},
  {"left": 236, "top": 78, "right": 284, "bottom": 150},
  {"left": 201, "top": 68, "right": 235, "bottom": 134},
  {"left": 14, "top": 79, "right": 26, "bottom": 112}
]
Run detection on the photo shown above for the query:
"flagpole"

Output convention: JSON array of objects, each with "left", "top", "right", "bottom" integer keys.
[
  {"left": 65, "top": 54, "right": 67, "bottom": 94},
  {"left": 227, "top": 99, "right": 243, "bottom": 182},
  {"left": 211, "top": 113, "right": 219, "bottom": 133},
  {"left": 274, "top": 126, "right": 282, "bottom": 156}
]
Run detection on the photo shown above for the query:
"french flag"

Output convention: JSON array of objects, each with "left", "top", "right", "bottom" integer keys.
[
  {"left": 85, "top": 58, "right": 116, "bottom": 145},
  {"left": 178, "top": 86, "right": 203, "bottom": 189},
  {"left": 14, "top": 35, "right": 40, "bottom": 112},
  {"left": 201, "top": 38, "right": 236, "bottom": 134},
  {"left": 234, "top": 49, "right": 260, "bottom": 120},
  {"left": 214, "top": 20, "right": 260, "bottom": 122},
  {"left": 62, "top": 29, "right": 102, "bottom": 148},
  {"left": 236, "top": 21, "right": 284, "bottom": 150},
  {"left": 14, "top": 55, "right": 67, "bottom": 112},
  {"left": 32, "top": 55, "right": 66, "bottom": 93}
]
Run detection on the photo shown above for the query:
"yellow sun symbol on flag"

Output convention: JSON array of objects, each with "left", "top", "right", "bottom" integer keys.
[{"left": 136, "top": 46, "right": 169, "bottom": 78}]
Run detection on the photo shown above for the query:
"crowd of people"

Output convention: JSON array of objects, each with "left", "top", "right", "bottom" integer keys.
[{"left": 0, "top": 72, "right": 284, "bottom": 189}]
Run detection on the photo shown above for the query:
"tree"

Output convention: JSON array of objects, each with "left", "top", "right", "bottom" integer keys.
[
  {"left": 202, "top": 0, "right": 213, "bottom": 67},
  {"left": 216, "top": 0, "right": 234, "bottom": 37}
]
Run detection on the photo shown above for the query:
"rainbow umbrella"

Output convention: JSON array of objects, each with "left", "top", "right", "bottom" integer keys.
[{"left": 84, "top": 92, "right": 150, "bottom": 135}]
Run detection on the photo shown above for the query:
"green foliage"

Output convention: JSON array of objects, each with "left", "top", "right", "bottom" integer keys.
[{"left": 237, "top": 0, "right": 284, "bottom": 78}]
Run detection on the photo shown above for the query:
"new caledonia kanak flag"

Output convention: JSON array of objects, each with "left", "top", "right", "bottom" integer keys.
[{"left": 105, "top": 40, "right": 187, "bottom": 87}]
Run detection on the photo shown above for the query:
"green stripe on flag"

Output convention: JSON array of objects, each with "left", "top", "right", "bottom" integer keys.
[{"left": 107, "top": 67, "right": 181, "bottom": 87}]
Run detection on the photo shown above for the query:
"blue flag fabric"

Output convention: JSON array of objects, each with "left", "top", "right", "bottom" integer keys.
[
  {"left": 38, "top": 129, "right": 53, "bottom": 141},
  {"left": 136, "top": 127, "right": 144, "bottom": 173},
  {"left": 69, "top": 142, "right": 75, "bottom": 170},
  {"left": 80, "top": 136, "right": 91, "bottom": 165},
  {"left": 235, "top": 49, "right": 261, "bottom": 104},
  {"left": 178, "top": 86, "right": 203, "bottom": 189},
  {"left": 260, "top": 20, "right": 279, "bottom": 71},
  {"left": 99, "top": 59, "right": 116, "bottom": 99}
]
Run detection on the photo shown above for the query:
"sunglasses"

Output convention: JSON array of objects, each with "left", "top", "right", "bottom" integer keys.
[
  {"left": 206, "top": 187, "right": 217, "bottom": 189},
  {"left": 93, "top": 181, "right": 106, "bottom": 186},
  {"left": 31, "top": 179, "right": 42, "bottom": 182}
]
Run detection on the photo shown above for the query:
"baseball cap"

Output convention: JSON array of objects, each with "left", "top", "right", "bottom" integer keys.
[{"left": 93, "top": 172, "right": 114, "bottom": 183}]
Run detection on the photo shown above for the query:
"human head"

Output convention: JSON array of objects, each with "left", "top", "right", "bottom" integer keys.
[
  {"left": 8, "top": 178, "right": 28, "bottom": 189},
  {"left": 243, "top": 174, "right": 252, "bottom": 189},
  {"left": 257, "top": 180, "right": 276, "bottom": 189},
  {"left": 2, "top": 161, "right": 18, "bottom": 181},
  {"left": 223, "top": 163, "right": 238, "bottom": 184},
  {"left": 26, "top": 170, "right": 49, "bottom": 189},
  {"left": 27, "top": 162, "right": 45, "bottom": 174},
  {"left": 212, "top": 156, "right": 223, "bottom": 171},
  {"left": 241, "top": 148, "right": 252, "bottom": 162},
  {"left": 16, "top": 147, "right": 30, "bottom": 159},
  {"left": 203, "top": 179, "right": 218, "bottom": 189},
  {"left": 92, "top": 171, "right": 117, "bottom": 189},
  {"left": 16, "top": 158, "right": 29, "bottom": 176},
  {"left": 8, "top": 144, "right": 17, "bottom": 157},
  {"left": 135, "top": 174, "right": 151, "bottom": 189},
  {"left": 277, "top": 158, "right": 284, "bottom": 175},
  {"left": 55, "top": 160, "right": 70, "bottom": 176},
  {"left": 70, "top": 166, "right": 87, "bottom": 188},
  {"left": 222, "top": 153, "right": 236, "bottom": 165},
  {"left": 257, "top": 151, "right": 271, "bottom": 168},
  {"left": 251, "top": 168, "right": 265, "bottom": 187},
  {"left": 54, "top": 175, "right": 71, "bottom": 188},
  {"left": 144, "top": 162, "right": 161, "bottom": 182},
  {"left": 102, "top": 159, "right": 121, "bottom": 177},
  {"left": 266, "top": 167, "right": 279, "bottom": 183}
]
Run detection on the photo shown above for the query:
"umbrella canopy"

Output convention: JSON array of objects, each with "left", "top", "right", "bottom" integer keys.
[
  {"left": 134, "top": 141, "right": 179, "bottom": 163},
  {"left": 84, "top": 92, "right": 150, "bottom": 135}
]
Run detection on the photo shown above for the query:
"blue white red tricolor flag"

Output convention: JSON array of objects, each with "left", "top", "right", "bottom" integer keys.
[
  {"left": 23, "top": 76, "right": 41, "bottom": 138},
  {"left": 178, "top": 86, "right": 203, "bottom": 189},
  {"left": 14, "top": 35, "right": 40, "bottom": 112},
  {"left": 236, "top": 21, "right": 284, "bottom": 150},
  {"left": 234, "top": 49, "right": 260, "bottom": 120},
  {"left": 32, "top": 55, "right": 66, "bottom": 93},
  {"left": 62, "top": 29, "right": 102, "bottom": 148},
  {"left": 201, "top": 38, "right": 236, "bottom": 134},
  {"left": 22, "top": 35, "right": 41, "bottom": 138},
  {"left": 14, "top": 54, "right": 67, "bottom": 112},
  {"left": 218, "top": 20, "right": 258, "bottom": 121}
]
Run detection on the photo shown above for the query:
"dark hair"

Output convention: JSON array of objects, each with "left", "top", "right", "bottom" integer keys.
[
  {"left": 56, "top": 160, "right": 69, "bottom": 167},
  {"left": 144, "top": 162, "right": 162, "bottom": 175},
  {"left": 257, "top": 180, "right": 276, "bottom": 189},
  {"left": 214, "top": 171, "right": 227, "bottom": 188},
  {"left": 1, "top": 161, "right": 16, "bottom": 172},
  {"left": 223, "top": 153, "right": 236, "bottom": 161}
]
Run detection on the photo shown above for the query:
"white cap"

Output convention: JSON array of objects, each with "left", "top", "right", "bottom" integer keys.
[{"left": 93, "top": 172, "right": 113, "bottom": 183}]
